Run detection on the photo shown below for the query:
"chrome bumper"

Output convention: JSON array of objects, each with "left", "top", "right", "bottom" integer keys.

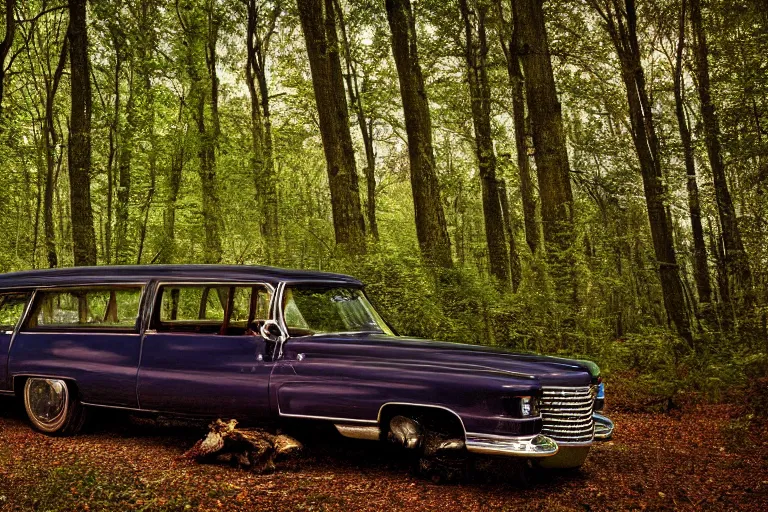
[
  {"left": 466, "top": 412, "right": 613, "bottom": 458},
  {"left": 465, "top": 433, "right": 559, "bottom": 457},
  {"left": 593, "top": 413, "right": 614, "bottom": 441}
]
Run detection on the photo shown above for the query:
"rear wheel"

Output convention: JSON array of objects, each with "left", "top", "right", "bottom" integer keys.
[{"left": 23, "top": 378, "right": 86, "bottom": 435}]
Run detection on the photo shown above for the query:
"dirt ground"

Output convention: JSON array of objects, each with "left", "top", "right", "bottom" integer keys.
[{"left": 0, "top": 397, "right": 766, "bottom": 511}]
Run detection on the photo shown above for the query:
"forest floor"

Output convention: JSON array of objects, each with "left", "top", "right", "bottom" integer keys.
[{"left": 0, "top": 396, "right": 767, "bottom": 512}]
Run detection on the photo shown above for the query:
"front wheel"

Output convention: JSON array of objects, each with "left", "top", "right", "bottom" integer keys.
[{"left": 23, "top": 378, "right": 86, "bottom": 435}]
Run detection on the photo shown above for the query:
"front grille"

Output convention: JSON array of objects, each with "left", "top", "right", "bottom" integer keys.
[{"left": 540, "top": 386, "right": 595, "bottom": 444}]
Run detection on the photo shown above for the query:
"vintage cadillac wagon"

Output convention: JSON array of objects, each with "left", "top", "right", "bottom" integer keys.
[{"left": 0, "top": 265, "right": 612, "bottom": 469}]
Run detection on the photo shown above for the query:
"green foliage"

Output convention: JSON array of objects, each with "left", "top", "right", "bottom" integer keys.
[{"left": 0, "top": 0, "right": 766, "bottom": 407}]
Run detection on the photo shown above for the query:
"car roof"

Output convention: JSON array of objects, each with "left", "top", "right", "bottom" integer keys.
[{"left": 0, "top": 264, "right": 363, "bottom": 289}]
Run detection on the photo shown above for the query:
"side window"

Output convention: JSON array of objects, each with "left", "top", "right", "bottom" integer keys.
[
  {"left": 156, "top": 284, "right": 272, "bottom": 335},
  {"left": 28, "top": 287, "right": 143, "bottom": 330},
  {"left": 0, "top": 292, "right": 31, "bottom": 332}
]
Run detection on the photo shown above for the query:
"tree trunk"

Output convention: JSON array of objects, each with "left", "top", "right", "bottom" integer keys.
[
  {"left": 297, "top": 0, "right": 366, "bottom": 254},
  {"left": 105, "top": 44, "right": 120, "bottom": 265},
  {"left": 180, "top": 1, "right": 222, "bottom": 264},
  {"left": 674, "top": 0, "right": 711, "bottom": 304},
  {"left": 68, "top": 0, "right": 98, "bottom": 267},
  {"left": 115, "top": 72, "right": 133, "bottom": 264},
  {"left": 245, "top": 0, "right": 280, "bottom": 262},
  {"left": 42, "top": 36, "right": 69, "bottom": 269},
  {"left": 499, "top": 179, "right": 522, "bottom": 292},
  {"left": 459, "top": 0, "right": 511, "bottom": 288},
  {"left": 0, "top": 0, "right": 16, "bottom": 119},
  {"left": 514, "top": 0, "right": 575, "bottom": 298},
  {"left": 689, "top": 0, "right": 753, "bottom": 306},
  {"left": 496, "top": 0, "right": 539, "bottom": 256},
  {"left": 336, "top": 0, "right": 379, "bottom": 240},
  {"left": 134, "top": 0, "right": 157, "bottom": 265},
  {"left": 385, "top": 0, "right": 452, "bottom": 268},
  {"left": 159, "top": 101, "right": 186, "bottom": 265},
  {"left": 590, "top": 0, "right": 693, "bottom": 345}
]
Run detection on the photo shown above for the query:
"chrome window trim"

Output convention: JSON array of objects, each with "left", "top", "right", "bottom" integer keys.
[
  {"left": 275, "top": 282, "right": 288, "bottom": 359},
  {"left": 6, "top": 288, "right": 37, "bottom": 370},
  {"left": 18, "top": 283, "right": 148, "bottom": 334},
  {"left": 146, "top": 281, "right": 276, "bottom": 332}
]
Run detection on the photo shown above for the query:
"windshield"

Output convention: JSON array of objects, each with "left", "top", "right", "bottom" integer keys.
[{"left": 282, "top": 286, "right": 394, "bottom": 336}]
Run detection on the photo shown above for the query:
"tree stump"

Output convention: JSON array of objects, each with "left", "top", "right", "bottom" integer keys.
[{"left": 182, "top": 419, "right": 302, "bottom": 473}]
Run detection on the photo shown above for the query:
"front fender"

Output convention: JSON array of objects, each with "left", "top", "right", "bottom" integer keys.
[{"left": 271, "top": 354, "right": 543, "bottom": 437}]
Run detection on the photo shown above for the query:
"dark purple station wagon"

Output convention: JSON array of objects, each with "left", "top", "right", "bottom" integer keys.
[{"left": 0, "top": 265, "right": 613, "bottom": 469}]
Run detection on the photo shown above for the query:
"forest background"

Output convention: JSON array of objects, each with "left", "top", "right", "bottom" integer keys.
[{"left": 0, "top": 0, "right": 766, "bottom": 412}]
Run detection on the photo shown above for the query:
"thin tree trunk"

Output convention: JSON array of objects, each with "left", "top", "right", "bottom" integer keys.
[
  {"left": 0, "top": 0, "right": 17, "bottom": 118},
  {"left": 590, "top": 0, "right": 693, "bottom": 346},
  {"left": 68, "top": 0, "right": 97, "bottom": 266},
  {"left": 105, "top": 45, "right": 120, "bottom": 265},
  {"left": 514, "top": 0, "right": 575, "bottom": 299},
  {"left": 689, "top": 0, "right": 753, "bottom": 306},
  {"left": 499, "top": 179, "right": 522, "bottom": 292},
  {"left": 459, "top": 0, "right": 510, "bottom": 288},
  {"left": 115, "top": 65, "right": 133, "bottom": 265},
  {"left": 160, "top": 101, "right": 186, "bottom": 265},
  {"left": 245, "top": 0, "right": 280, "bottom": 261},
  {"left": 385, "top": 0, "right": 452, "bottom": 268},
  {"left": 179, "top": 1, "right": 222, "bottom": 264},
  {"left": 495, "top": 0, "right": 539, "bottom": 255},
  {"left": 336, "top": 0, "right": 379, "bottom": 240},
  {"left": 674, "top": 0, "right": 711, "bottom": 304},
  {"left": 43, "top": 34, "right": 69, "bottom": 269},
  {"left": 297, "top": 0, "right": 366, "bottom": 253}
]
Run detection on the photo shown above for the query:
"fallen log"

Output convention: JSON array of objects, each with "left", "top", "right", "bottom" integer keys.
[{"left": 182, "top": 419, "right": 302, "bottom": 473}]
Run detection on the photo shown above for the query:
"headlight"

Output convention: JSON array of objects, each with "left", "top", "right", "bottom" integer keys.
[{"left": 519, "top": 396, "right": 540, "bottom": 418}]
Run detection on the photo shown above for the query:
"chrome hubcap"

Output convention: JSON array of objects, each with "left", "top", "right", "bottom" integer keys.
[{"left": 25, "top": 379, "right": 68, "bottom": 427}]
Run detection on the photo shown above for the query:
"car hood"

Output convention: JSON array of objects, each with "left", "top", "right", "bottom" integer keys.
[{"left": 290, "top": 333, "right": 594, "bottom": 388}]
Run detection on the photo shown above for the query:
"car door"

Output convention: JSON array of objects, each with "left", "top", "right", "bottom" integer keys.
[
  {"left": 9, "top": 285, "right": 145, "bottom": 407},
  {"left": 137, "top": 282, "right": 275, "bottom": 418},
  {"left": 0, "top": 291, "right": 32, "bottom": 391}
]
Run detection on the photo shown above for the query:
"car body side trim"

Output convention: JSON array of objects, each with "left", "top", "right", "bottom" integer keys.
[
  {"left": 277, "top": 411, "right": 378, "bottom": 424},
  {"left": 80, "top": 402, "right": 162, "bottom": 413}
]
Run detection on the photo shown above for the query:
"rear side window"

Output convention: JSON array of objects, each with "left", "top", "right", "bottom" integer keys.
[
  {"left": 0, "top": 292, "right": 31, "bottom": 332},
  {"left": 27, "top": 286, "right": 143, "bottom": 331},
  {"left": 155, "top": 284, "right": 272, "bottom": 335}
]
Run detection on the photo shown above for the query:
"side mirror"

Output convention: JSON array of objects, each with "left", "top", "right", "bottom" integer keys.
[{"left": 260, "top": 320, "right": 285, "bottom": 343}]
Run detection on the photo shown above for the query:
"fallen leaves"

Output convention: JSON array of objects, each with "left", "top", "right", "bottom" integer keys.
[{"left": 0, "top": 399, "right": 766, "bottom": 511}]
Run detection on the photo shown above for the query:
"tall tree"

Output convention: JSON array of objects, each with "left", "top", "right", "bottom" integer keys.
[
  {"left": 673, "top": 0, "right": 711, "bottom": 304},
  {"left": 689, "top": 0, "right": 753, "bottom": 306},
  {"left": 459, "top": 0, "right": 513, "bottom": 288},
  {"left": 112, "top": 16, "right": 131, "bottom": 265},
  {"left": 245, "top": 0, "right": 280, "bottom": 260},
  {"left": 335, "top": 0, "right": 379, "bottom": 240},
  {"left": 25, "top": 12, "right": 70, "bottom": 268},
  {"left": 179, "top": 0, "right": 223, "bottom": 264},
  {"left": 297, "top": 0, "right": 367, "bottom": 253},
  {"left": 514, "top": 0, "right": 575, "bottom": 297},
  {"left": 588, "top": 0, "right": 693, "bottom": 345},
  {"left": 0, "top": 0, "right": 16, "bottom": 117},
  {"left": 385, "top": 0, "right": 452, "bottom": 268},
  {"left": 68, "top": 0, "right": 97, "bottom": 266},
  {"left": 494, "top": 0, "right": 539, "bottom": 256}
]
